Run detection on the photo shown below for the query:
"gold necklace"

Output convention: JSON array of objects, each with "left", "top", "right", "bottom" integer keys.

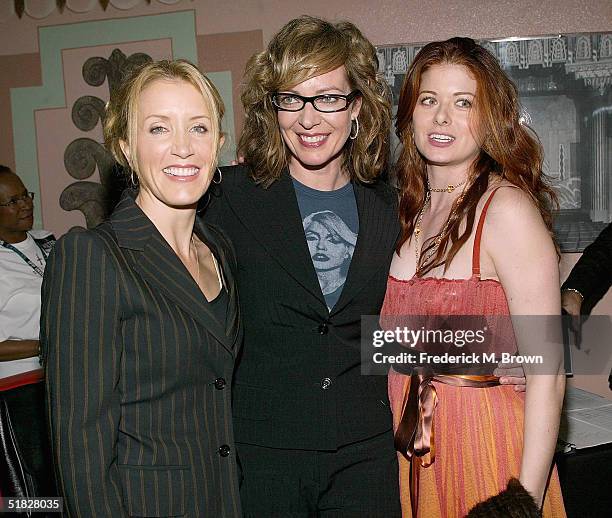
[
  {"left": 414, "top": 191, "right": 446, "bottom": 270},
  {"left": 427, "top": 177, "right": 467, "bottom": 193},
  {"left": 414, "top": 190, "right": 466, "bottom": 272}
]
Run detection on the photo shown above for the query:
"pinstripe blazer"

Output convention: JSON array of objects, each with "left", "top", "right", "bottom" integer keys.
[{"left": 40, "top": 193, "right": 243, "bottom": 517}]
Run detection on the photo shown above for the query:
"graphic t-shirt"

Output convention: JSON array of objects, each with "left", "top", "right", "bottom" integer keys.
[{"left": 292, "top": 177, "right": 359, "bottom": 310}]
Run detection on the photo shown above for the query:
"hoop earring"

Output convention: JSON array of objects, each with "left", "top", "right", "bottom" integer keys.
[
  {"left": 349, "top": 118, "right": 359, "bottom": 140},
  {"left": 197, "top": 192, "right": 211, "bottom": 214},
  {"left": 212, "top": 167, "right": 222, "bottom": 184},
  {"left": 130, "top": 170, "right": 139, "bottom": 188}
]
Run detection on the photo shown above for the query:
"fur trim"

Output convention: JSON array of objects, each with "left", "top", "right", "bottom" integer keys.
[{"left": 466, "top": 478, "right": 541, "bottom": 517}]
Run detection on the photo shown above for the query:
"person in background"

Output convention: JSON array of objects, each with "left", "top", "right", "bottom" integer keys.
[
  {"left": 562, "top": 222, "right": 612, "bottom": 316},
  {"left": 562, "top": 222, "right": 612, "bottom": 390},
  {"left": 0, "top": 165, "right": 56, "bottom": 500},
  {"left": 41, "top": 60, "right": 242, "bottom": 517},
  {"left": 384, "top": 38, "right": 566, "bottom": 516}
]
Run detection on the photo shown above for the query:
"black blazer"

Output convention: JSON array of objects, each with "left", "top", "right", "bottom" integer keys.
[
  {"left": 41, "top": 193, "right": 242, "bottom": 517},
  {"left": 562, "top": 222, "right": 612, "bottom": 314},
  {"left": 207, "top": 165, "right": 400, "bottom": 450}
]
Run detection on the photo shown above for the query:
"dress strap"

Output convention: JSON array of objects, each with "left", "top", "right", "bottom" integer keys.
[{"left": 472, "top": 187, "right": 502, "bottom": 277}]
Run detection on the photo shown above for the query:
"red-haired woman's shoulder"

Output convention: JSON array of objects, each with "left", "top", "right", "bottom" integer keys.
[
  {"left": 482, "top": 178, "right": 553, "bottom": 263},
  {"left": 482, "top": 178, "right": 538, "bottom": 219}
]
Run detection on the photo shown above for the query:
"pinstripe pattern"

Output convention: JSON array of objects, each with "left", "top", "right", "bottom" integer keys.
[{"left": 41, "top": 193, "right": 242, "bottom": 517}]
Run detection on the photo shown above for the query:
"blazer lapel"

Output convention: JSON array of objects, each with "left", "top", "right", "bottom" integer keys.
[
  {"left": 111, "top": 193, "right": 236, "bottom": 355},
  {"left": 224, "top": 172, "right": 325, "bottom": 306},
  {"left": 194, "top": 218, "right": 242, "bottom": 353},
  {"left": 329, "top": 181, "right": 399, "bottom": 316}
]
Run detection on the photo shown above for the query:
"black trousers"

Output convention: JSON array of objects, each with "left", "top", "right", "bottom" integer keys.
[
  {"left": 0, "top": 382, "right": 57, "bottom": 498},
  {"left": 237, "top": 430, "right": 401, "bottom": 517}
]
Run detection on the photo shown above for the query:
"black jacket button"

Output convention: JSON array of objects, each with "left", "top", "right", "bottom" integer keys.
[
  {"left": 214, "top": 377, "right": 226, "bottom": 390},
  {"left": 317, "top": 323, "right": 329, "bottom": 335},
  {"left": 218, "top": 444, "right": 231, "bottom": 457}
]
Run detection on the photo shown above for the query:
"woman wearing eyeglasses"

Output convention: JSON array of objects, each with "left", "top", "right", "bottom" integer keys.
[
  {"left": 205, "top": 16, "right": 402, "bottom": 516},
  {"left": 0, "top": 165, "right": 57, "bottom": 500}
]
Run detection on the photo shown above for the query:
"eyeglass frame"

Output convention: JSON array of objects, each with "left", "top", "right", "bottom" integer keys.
[
  {"left": 271, "top": 90, "right": 362, "bottom": 113},
  {"left": 0, "top": 191, "right": 35, "bottom": 208}
]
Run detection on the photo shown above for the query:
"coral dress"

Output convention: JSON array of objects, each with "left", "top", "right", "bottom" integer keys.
[{"left": 383, "top": 188, "right": 566, "bottom": 517}]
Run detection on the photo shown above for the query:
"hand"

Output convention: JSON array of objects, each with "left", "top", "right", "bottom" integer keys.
[
  {"left": 229, "top": 155, "right": 245, "bottom": 166},
  {"left": 495, "top": 361, "right": 526, "bottom": 392},
  {"left": 561, "top": 289, "right": 584, "bottom": 345},
  {"left": 561, "top": 289, "right": 583, "bottom": 316}
]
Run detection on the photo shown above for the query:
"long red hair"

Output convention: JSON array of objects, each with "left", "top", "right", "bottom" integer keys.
[{"left": 395, "top": 37, "right": 557, "bottom": 275}]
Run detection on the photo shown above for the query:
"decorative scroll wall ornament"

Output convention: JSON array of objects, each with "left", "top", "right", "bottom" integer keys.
[
  {"left": 71, "top": 96, "right": 105, "bottom": 131},
  {"left": 64, "top": 138, "right": 115, "bottom": 180},
  {"left": 61, "top": 49, "right": 152, "bottom": 230},
  {"left": 60, "top": 181, "right": 108, "bottom": 230},
  {"left": 14, "top": 0, "right": 24, "bottom": 18},
  {"left": 12, "top": 0, "right": 181, "bottom": 18},
  {"left": 83, "top": 49, "right": 152, "bottom": 94},
  {"left": 377, "top": 32, "right": 612, "bottom": 252}
]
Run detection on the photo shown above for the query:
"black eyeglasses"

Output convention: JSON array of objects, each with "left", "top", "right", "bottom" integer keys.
[
  {"left": 0, "top": 192, "right": 35, "bottom": 208},
  {"left": 271, "top": 90, "right": 361, "bottom": 113}
]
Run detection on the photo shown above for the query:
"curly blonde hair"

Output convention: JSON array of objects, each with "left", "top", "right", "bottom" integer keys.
[
  {"left": 238, "top": 16, "right": 391, "bottom": 187},
  {"left": 104, "top": 59, "right": 225, "bottom": 179}
]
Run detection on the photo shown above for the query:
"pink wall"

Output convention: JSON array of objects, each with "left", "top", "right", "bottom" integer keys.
[{"left": 1, "top": 0, "right": 610, "bottom": 56}]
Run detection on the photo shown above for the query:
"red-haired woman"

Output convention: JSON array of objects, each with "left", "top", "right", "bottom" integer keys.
[{"left": 383, "top": 38, "right": 566, "bottom": 517}]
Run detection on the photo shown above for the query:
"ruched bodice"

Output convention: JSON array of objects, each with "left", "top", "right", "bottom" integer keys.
[{"left": 384, "top": 274, "right": 511, "bottom": 316}]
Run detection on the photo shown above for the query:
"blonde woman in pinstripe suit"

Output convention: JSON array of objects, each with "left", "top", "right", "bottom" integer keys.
[{"left": 41, "top": 61, "right": 242, "bottom": 517}]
